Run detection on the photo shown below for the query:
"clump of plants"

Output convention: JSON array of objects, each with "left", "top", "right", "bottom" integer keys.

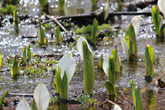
[
  {"left": 151, "top": 1, "right": 165, "bottom": 37},
  {"left": 77, "top": 94, "right": 99, "bottom": 109},
  {"left": 54, "top": 52, "right": 76, "bottom": 99},
  {"left": 21, "top": 44, "right": 32, "bottom": 65},
  {"left": 0, "top": 4, "right": 15, "bottom": 14},
  {"left": 120, "top": 16, "right": 140, "bottom": 61}
]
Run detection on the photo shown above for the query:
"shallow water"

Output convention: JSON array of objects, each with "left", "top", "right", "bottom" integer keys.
[{"left": 0, "top": 0, "right": 165, "bottom": 109}]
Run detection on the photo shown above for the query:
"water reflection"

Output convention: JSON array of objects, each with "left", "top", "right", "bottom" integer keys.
[{"left": 145, "top": 90, "right": 156, "bottom": 110}]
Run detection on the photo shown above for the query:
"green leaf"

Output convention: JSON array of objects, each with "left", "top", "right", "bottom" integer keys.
[
  {"left": 11, "top": 57, "right": 20, "bottom": 77},
  {"left": 125, "top": 23, "right": 137, "bottom": 56},
  {"left": 13, "top": 8, "right": 19, "bottom": 33},
  {"left": 39, "top": 19, "right": 45, "bottom": 45},
  {"left": 130, "top": 80, "right": 143, "bottom": 110},
  {"left": 99, "top": 54, "right": 104, "bottom": 69},
  {"left": 145, "top": 45, "right": 154, "bottom": 77},
  {"left": 112, "top": 48, "right": 120, "bottom": 73},
  {"left": 56, "top": 26, "right": 61, "bottom": 45},
  {"left": 108, "top": 55, "right": 115, "bottom": 84},
  {"left": 58, "top": 0, "right": 65, "bottom": 11},
  {"left": 31, "top": 99, "right": 37, "bottom": 110},
  {"left": 151, "top": 5, "right": 161, "bottom": 36},
  {"left": 130, "top": 79, "right": 136, "bottom": 106},
  {"left": 62, "top": 71, "right": 68, "bottom": 99},
  {"left": 104, "top": 80, "right": 115, "bottom": 95},
  {"left": 22, "top": 47, "right": 26, "bottom": 64},
  {"left": 27, "top": 44, "right": 32, "bottom": 61},
  {"left": 0, "top": 91, "right": 7, "bottom": 109},
  {"left": 91, "top": 18, "right": 98, "bottom": 43},
  {"left": 134, "top": 88, "right": 143, "bottom": 110},
  {"left": 117, "top": 0, "right": 123, "bottom": 12},
  {"left": 83, "top": 41, "right": 95, "bottom": 95},
  {"left": 55, "top": 67, "right": 62, "bottom": 94},
  {"left": 39, "top": 0, "right": 48, "bottom": 9}
]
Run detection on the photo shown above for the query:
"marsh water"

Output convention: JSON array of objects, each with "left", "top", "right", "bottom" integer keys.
[{"left": 0, "top": 0, "right": 165, "bottom": 109}]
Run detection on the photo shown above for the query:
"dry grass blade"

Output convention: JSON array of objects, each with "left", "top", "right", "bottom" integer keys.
[{"left": 43, "top": 13, "right": 77, "bottom": 42}]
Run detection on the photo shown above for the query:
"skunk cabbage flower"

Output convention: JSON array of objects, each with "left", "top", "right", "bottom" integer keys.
[
  {"left": 131, "top": 16, "right": 141, "bottom": 36},
  {"left": 16, "top": 97, "right": 30, "bottom": 110},
  {"left": 33, "top": 81, "right": 50, "bottom": 110},
  {"left": 120, "top": 37, "right": 129, "bottom": 58},
  {"left": 77, "top": 37, "right": 92, "bottom": 60},
  {"left": 114, "top": 104, "right": 122, "bottom": 110},
  {"left": 58, "top": 52, "right": 76, "bottom": 84},
  {"left": 76, "top": 37, "right": 95, "bottom": 95},
  {"left": 103, "top": 53, "right": 110, "bottom": 76},
  {"left": 158, "top": 0, "right": 165, "bottom": 17}
]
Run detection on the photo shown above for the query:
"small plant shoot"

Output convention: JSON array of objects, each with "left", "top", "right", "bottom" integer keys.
[
  {"left": 117, "top": 0, "right": 123, "bottom": 12},
  {"left": 145, "top": 44, "right": 155, "bottom": 77},
  {"left": 13, "top": 8, "right": 19, "bottom": 33},
  {"left": 103, "top": 53, "right": 116, "bottom": 100},
  {"left": 11, "top": 57, "right": 20, "bottom": 78},
  {"left": 58, "top": 0, "right": 65, "bottom": 11},
  {"left": 151, "top": 5, "right": 165, "bottom": 37},
  {"left": 0, "top": 91, "right": 8, "bottom": 109},
  {"left": 55, "top": 52, "right": 76, "bottom": 99},
  {"left": 130, "top": 80, "right": 143, "bottom": 110},
  {"left": 120, "top": 16, "right": 140, "bottom": 61},
  {"left": 39, "top": 0, "right": 48, "bottom": 13},
  {"left": 103, "top": 0, "right": 110, "bottom": 21},
  {"left": 77, "top": 37, "right": 95, "bottom": 96},
  {"left": 38, "top": 19, "right": 48, "bottom": 46},
  {"left": 91, "top": 18, "right": 98, "bottom": 43},
  {"left": 56, "top": 26, "right": 62, "bottom": 45}
]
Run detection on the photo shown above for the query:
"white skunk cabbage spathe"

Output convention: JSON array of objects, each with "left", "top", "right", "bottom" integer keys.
[
  {"left": 158, "top": 0, "right": 165, "bottom": 17},
  {"left": 33, "top": 81, "right": 50, "bottom": 110},
  {"left": 114, "top": 104, "right": 122, "bottom": 110},
  {"left": 16, "top": 97, "right": 30, "bottom": 110},
  {"left": 120, "top": 37, "right": 129, "bottom": 58},
  {"left": 58, "top": 52, "right": 76, "bottom": 84},
  {"left": 103, "top": 53, "right": 110, "bottom": 76},
  {"left": 131, "top": 16, "right": 141, "bottom": 36},
  {"left": 77, "top": 37, "right": 92, "bottom": 60}
]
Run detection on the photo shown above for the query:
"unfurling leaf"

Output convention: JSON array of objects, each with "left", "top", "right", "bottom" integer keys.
[
  {"left": 83, "top": 41, "right": 95, "bottom": 95},
  {"left": 91, "top": 18, "right": 98, "bottom": 43},
  {"left": 130, "top": 80, "right": 143, "bottom": 110},
  {"left": 145, "top": 44, "right": 154, "bottom": 77}
]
